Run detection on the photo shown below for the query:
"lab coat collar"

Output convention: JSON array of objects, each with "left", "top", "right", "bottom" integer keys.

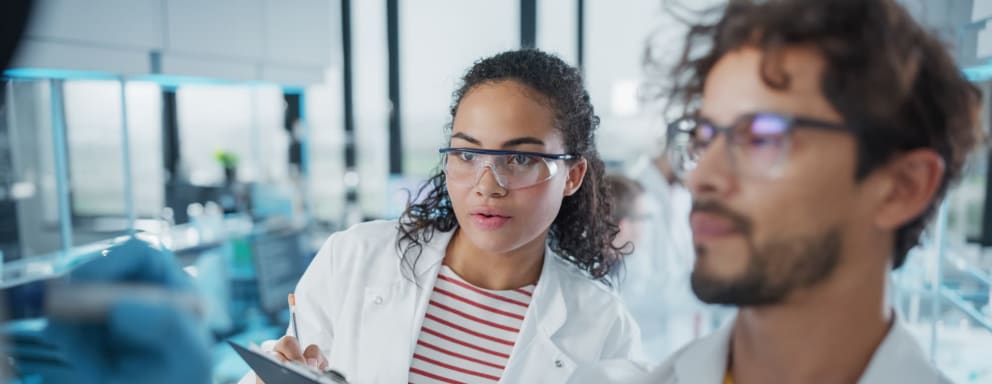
[
  {"left": 671, "top": 315, "right": 944, "bottom": 384},
  {"left": 406, "top": 225, "right": 455, "bottom": 280},
  {"left": 672, "top": 315, "right": 732, "bottom": 383},
  {"left": 405, "top": 225, "right": 568, "bottom": 337},
  {"left": 522, "top": 245, "right": 569, "bottom": 338},
  {"left": 399, "top": 225, "right": 574, "bottom": 381},
  {"left": 498, "top": 245, "right": 574, "bottom": 381},
  {"left": 859, "top": 316, "right": 944, "bottom": 384}
]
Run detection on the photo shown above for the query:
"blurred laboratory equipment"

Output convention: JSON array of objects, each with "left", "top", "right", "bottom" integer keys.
[{"left": 1, "top": 236, "right": 212, "bottom": 384}]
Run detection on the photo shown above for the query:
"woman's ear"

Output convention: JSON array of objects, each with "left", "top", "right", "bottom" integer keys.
[{"left": 564, "top": 159, "right": 588, "bottom": 196}]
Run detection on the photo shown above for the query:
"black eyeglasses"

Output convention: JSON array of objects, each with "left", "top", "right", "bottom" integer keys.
[{"left": 665, "top": 112, "right": 853, "bottom": 180}]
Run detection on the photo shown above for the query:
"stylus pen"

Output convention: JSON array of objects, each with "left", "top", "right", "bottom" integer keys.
[{"left": 288, "top": 294, "right": 301, "bottom": 344}]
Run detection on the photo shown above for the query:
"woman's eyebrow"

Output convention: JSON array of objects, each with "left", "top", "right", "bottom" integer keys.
[
  {"left": 450, "top": 132, "right": 481, "bottom": 145},
  {"left": 501, "top": 137, "right": 545, "bottom": 148},
  {"left": 449, "top": 133, "right": 545, "bottom": 148}
]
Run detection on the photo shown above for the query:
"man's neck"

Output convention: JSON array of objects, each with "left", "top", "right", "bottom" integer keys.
[
  {"left": 444, "top": 229, "right": 546, "bottom": 290},
  {"left": 729, "top": 261, "right": 892, "bottom": 384}
]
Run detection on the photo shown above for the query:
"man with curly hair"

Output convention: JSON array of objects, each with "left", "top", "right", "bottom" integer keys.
[{"left": 574, "top": 0, "right": 982, "bottom": 383}]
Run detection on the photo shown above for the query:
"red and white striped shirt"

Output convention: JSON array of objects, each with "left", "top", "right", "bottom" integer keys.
[{"left": 408, "top": 266, "right": 535, "bottom": 384}]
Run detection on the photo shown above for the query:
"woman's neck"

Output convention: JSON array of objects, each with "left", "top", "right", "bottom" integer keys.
[{"left": 444, "top": 229, "right": 546, "bottom": 290}]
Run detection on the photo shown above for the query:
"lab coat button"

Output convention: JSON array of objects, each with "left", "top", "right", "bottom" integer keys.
[
  {"left": 373, "top": 296, "right": 384, "bottom": 304},
  {"left": 554, "top": 359, "right": 564, "bottom": 368}
]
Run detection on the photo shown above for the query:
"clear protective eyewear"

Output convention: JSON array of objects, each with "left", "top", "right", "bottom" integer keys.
[
  {"left": 439, "top": 147, "right": 577, "bottom": 190},
  {"left": 665, "top": 112, "right": 851, "bottom": 180}
]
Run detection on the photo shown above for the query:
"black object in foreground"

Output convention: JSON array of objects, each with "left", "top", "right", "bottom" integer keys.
[{"left": 228, "top": 340, "right": 348, "bottom": 384}]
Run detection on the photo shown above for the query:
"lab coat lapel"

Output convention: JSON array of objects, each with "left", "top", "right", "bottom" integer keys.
[
  {"left": 665, "top": 315, "right": 945, "bottom": 384},
  {"left": 858, "top": 317, "right": 943, "bottom": 384},
  {"left": 406, "top": 229, "right": 452, "bottom": 350},
  {"left": 500, "top": 248, "right": 576, "bottom": 383},
  {"left": 356, "top": 229, "right": 451, "bottom": 383},
  {"left": 673, "top": 320, "right": 732, "bottom": 384}
]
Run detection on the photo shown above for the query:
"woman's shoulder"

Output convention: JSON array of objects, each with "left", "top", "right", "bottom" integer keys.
[
  {"left": 547, "top": 255, "right": 623, "bottom": 308},
  {"left": 338, "top": 219, "right": 401, "bottom": 238},
  {"left": 546, "top": 256, "right": 644, "bottom": 360},
  {"left": 314, "top": 220, "right": 402, "bottom": 267},
  {"left": 326, "top": 219, "right": 456, "bottom": 251},
  {"left": 323, "top": 220, "right": 401, "bottom": 250}
]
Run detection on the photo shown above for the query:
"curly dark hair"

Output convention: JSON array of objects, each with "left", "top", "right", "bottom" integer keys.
[
  {"left": 396, "top": 49, "right": 625, "bottom": 282},
  {"left": 656, "top": 0, "right": 982, "bottom": 269}
]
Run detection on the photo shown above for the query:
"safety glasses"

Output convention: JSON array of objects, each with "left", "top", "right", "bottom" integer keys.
[{"left": 439, "top": 147, "right": 577, "bottom": 190}]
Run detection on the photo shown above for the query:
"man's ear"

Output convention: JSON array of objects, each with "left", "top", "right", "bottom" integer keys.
[
  {"left": 872, "top": 149, "right": 945, "bottom": 230},
  {"left": 564, "top": 159, "right": 588, "bottom": 197}
]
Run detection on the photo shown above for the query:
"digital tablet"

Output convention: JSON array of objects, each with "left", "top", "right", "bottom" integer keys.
[{"left": 227, "top": 340, "right": 348, "bottom": 384}]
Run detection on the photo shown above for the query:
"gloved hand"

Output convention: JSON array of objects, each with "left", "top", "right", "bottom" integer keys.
[{"left": 14, "top": 236, "right": 212, "bottom": 384}]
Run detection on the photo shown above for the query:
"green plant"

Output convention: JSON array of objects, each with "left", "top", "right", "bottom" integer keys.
[{"left": 214, "top": 150, "right": 239, "bottom": 169}]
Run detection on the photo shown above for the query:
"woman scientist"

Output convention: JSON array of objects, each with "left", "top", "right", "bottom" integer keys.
[{"left": 245, "top": 49, "right": 643, "bottom": 384}]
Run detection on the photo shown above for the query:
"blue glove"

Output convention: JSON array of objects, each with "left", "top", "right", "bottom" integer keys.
[{"left": 13, "top": 237, "right": 212, "bottom": 384}]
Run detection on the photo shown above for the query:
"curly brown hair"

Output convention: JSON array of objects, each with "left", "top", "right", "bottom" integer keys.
[
  {"left": 657, "top": 0, "right": 983, "bottom": 269},
  {"left": 396, "top": 49, "right": 625, "bottom": 282}
]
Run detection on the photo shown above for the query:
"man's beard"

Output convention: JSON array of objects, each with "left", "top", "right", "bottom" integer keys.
[{"left": 690, "top": 201, "right": 842, "bottom": 306}]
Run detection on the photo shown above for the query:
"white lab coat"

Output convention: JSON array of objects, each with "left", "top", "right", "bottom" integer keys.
[
  {"left": 242, "top": 220, "right": 644, "bottom": 384},
  {"left": 569, "top": 315, "right": 951, "bottom": 384}
]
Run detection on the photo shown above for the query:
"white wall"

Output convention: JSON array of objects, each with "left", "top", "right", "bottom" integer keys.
[
  {"left": 63, "top": 81, "right": 127, "bottom": 216},
  {"left": 125, "top": 82, "right": 166, "bottom": 217},
  {"left": 175, "top": 85, "right": 287, "bottom": 186},
  {"left": 538, "top": 0, "right": 579, "bottom": 66},
  {"left": 8, "top": 81, "right": 62, "bottom": 256},
  {"left": 306, "top": 69, "right": 346, "bottom": 221},
  {"left": 13, "top": 0, "right": 338, "bottom": 85},
  {"left": 352, "top": 0, "right": 390, "bottom": 218},
  {"left": 973, "top": 0, "right": 992, "bottom": 60},
  {"left": 399, "top": 0, "right": 520, "bottom": 178},
  {"left": 61, "top": 80, "right": 164, "bottom": 218},
  {"left": 585, "top": 0, "right": 723, "bottom": 166}
]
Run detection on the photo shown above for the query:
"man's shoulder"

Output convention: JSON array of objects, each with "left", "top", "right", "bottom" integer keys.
[
  {"left": 571, "top": 315, "right": 953, "bottom": 384},
  {"left": 860, "top": 318, "right": 951, "bottom": 384},
  {"left": 635, "top": 336, "right": 713, "bottom": 382},
  {"left": 567, "top": 328, "right": 729, "bottom": 384}
]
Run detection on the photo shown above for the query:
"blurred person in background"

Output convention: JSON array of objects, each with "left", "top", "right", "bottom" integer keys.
[
  {"left": 574, "top": 0, "right": 982, "bottom": 382},
  {"left": 622, "top": 152, "right": 722, "bottom": 362},
  {"left": 605, "top": 174, "right": 649, "bottom": 254},
  {"left": 605, "top": 172, "right": 699, "bottom": 362},
  {"left": 246, "top": 49, "right": 644, "bottom": 384}
]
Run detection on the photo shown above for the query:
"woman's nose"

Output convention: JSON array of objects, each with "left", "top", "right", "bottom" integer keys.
[{"left": 474, "top": 164, "right": 508, "bottom": 197}]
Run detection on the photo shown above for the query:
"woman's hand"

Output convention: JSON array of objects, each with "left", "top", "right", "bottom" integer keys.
[{"left": 255, "top": 336, "right": 328, "bottom": 383}]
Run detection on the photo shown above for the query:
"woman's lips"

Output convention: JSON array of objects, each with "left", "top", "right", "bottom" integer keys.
[{"left": 470, "top": 211, "right": 512, "bottom": 230}]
